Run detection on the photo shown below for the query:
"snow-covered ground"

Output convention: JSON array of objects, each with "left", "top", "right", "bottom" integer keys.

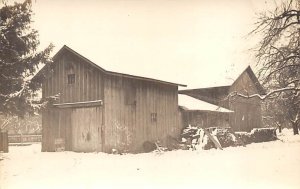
[{"left": 1, "top": 129, "right": 300, "bottom": 189}]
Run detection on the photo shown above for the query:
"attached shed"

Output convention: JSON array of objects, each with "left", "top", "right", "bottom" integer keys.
[
  {"left": 179, "top": 66, "right": 265, "bottom": 132},
  {"left": 37, "top": 45, "right": 186, "bottom": 153},
  {"left": 178, "top": 94, "right": 233, "bottom": 129}
]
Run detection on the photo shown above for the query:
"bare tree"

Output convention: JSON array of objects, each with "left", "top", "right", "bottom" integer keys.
[{"left": 251, "top": 0, "right": 300, "bottom": 134}]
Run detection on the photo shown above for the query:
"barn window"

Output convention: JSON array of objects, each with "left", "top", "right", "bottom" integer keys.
[
  {"left": 151, "top": 113, "right": 157, "bottom": 122},
  {"left": 67, "top": 74, "right": 75, "bottom": 84}
]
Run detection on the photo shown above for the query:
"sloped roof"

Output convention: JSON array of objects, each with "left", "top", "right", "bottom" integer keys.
[
  {"left": 182, "top": 65, "right": 265, "bottom": 91},
  {"left": 233, "top": 66, "right": 265, "bottom": 95},
  {"left": 179, "top": 66, "right": 265, "bottom": 103},
  {"left": 178, "top": 94, "right": 233, "bottom": 113},
  {"left": 36, "top": 45, "right": 187, "bottom": 87},
  {"left": 179, "top": 85, "right": 230, "bottom": 105}
]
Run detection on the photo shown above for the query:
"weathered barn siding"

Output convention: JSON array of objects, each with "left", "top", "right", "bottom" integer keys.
[
  {"left": 181, "top": 111, "right": 230, "bottom": 129},
  {"left": 103, "top": 75, "right": 181, "bottom": 152},
  {"left": 42, "top": 51, "right": 104, "bottom": 103},
  {"left": 228, "top": 70, "right": 262, "bottom": 132},
  {"left": 178, "top": 66, "right": 264, "bottom": 132},
  {"left": 72, "top": 107, "right": 102, "bottom": 152},
  {"left": 42, "top": 109, "right": 58, "bottom": 151},
  {"left": 42, "top": 51, "right": 104, "bottom": 152},
  {"left": 41, "top": 46, "right": 184, "bottom": 153}
]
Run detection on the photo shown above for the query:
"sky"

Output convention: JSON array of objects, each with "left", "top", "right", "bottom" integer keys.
[{"left": 6, "top": 0, "right": 278, "bottom": 88}]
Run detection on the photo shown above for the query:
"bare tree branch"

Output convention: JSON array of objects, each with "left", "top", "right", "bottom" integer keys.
[{"left": 229, "top": 87, "right": 299, "bottom": 100}]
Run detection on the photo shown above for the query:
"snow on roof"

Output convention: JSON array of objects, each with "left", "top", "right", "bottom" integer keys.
[{"left": 178, "top": 94, "right": 233, "bottom": 113}]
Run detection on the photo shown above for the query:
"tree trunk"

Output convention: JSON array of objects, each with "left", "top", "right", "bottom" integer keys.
[{"left": 292, "top": 123, "right": 299, "bottom": 135}]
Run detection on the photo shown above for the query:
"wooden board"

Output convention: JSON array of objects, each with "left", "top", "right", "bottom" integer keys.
[
  {"left": 203, "top": 129, "right": 223, "bottom": 150},
  {"left": 72, "top": 107, "right": 102, "bottom": 152}
]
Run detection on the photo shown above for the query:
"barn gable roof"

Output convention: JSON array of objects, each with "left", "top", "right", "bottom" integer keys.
[
  {"left": 233, "top": 66, "right": 266, "bottom": 95},
  {"left": 179, "top": 66, "right": 265, "bottom": 104},
  {"left": 36, "top": 45, "right": 187, "bottom": 87}
]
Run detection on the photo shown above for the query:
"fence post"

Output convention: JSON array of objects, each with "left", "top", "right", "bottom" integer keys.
[{"left": 0, "top": 131, "right": 9, "bottom": 153}]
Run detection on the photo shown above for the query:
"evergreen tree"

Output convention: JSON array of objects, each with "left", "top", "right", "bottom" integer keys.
[{"left": 0, "top": 0, "right": 53, "bottom": 117}]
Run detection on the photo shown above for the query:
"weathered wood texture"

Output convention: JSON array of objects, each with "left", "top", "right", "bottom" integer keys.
[
  {"left": 42, "top": 51, "right": 104, "bottom": 152},
  {"left": 181, "top": 111, "right": 230, "bottom": 129},
  {"left": 103, "top": 75, "right": 181, "bottom": 152},
  {"left": 42, "top": 51, "right": 104, "bottom": 103},
  {"left": 72, "top": 107, "right": 102, "bottom": 152},
  {"left": 228, "top": 70, "right": 262, "bottom": 132},
  {"left": 42, "top": 49, "right": 182, "bottom": 153},
  {"left": 178, "top": 67, "right": 263, "bottom": 132}
]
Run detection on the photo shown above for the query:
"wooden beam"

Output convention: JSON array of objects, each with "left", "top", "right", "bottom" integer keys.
[
  {"left": 203, "top": 129, "right": 223, "bottom": 150},
  {"left": 53, "top": 100, "right": 102, "bottom": 108}
]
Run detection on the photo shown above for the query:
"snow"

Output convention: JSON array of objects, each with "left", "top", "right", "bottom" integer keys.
[
  {"left": 1, "top": 129, "right": 300, "bottom": 189},
  {"left": 178, "top": 94, "right": 233, "bottom": 112}
]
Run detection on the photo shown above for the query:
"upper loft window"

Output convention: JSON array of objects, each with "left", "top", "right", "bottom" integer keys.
[
  {"left": 67, "top": 74, "right": 75, "bottom": 84},
  {"left": 151, "top": 113, "right": 157, "bottom": 123}
]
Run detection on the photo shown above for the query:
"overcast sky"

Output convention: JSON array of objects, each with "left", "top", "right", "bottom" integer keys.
[{"left": 11, "top": 0, "right": 278, "bottom": 88}]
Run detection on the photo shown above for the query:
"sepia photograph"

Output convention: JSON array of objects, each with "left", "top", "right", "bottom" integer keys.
[{"left": 0, "top": 0, "right": 300, "bottom": 188}]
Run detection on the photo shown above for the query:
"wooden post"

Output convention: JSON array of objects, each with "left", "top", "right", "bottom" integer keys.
[
  {"left": 0, "top": 131, "right": 9, "bottom": 153},
  {"left": 278, "top": 125, "right": 282, "bottom": 133},
  {"left": 19, "top": 121, "right": 23, "bottom": 145}
]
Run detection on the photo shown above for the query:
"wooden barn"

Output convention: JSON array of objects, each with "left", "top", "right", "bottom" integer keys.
[
  {"left": 178, "top": 94, "right": 233, "bottom": 129},
  {"left": 37, "top": 45, "right": 186, "bottom": 153},
  {"left": 179, "top": 66, "right": 265, "bottom": 132}
]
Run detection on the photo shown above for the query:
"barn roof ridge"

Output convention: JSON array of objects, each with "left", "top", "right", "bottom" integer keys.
[
  {"left": 179, "top": 65, "right": 265, "bottom": 95},
  {"left": 37, "top": 45, "right": 187, "bottom": 87}
]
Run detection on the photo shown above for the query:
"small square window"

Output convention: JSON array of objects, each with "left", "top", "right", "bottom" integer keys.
[
  {"left": 151, "top": 113, "right": 157, "bottom": 122},
  {"left": 67, "top": 74, "right": 75, "bottom": 84}
]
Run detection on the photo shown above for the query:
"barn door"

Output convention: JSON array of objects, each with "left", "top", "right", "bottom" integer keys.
[
  {"left": 71, "top": 106, "right": 102, "bottom": 152},
  {"left": 58, "top": 108, "right": 72, "bottom": 151}
]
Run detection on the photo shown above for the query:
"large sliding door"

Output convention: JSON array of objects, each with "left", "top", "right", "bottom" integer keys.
[{"left": 71, "top": 106, "right": 103, "bottom": 152}]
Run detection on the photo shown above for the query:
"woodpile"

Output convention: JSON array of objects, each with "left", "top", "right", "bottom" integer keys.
[
  {"left": 141, "top": 127, "right": 278, "bottom": 153},
  {"left": 180, "top": 125, "right": 278, "bottom": 150},
  {"left": 180, "top": 126, "right": 233, "bottom": 150},
  {"left": 235, "top": 128, "right": 277, "bottom": 144}
]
